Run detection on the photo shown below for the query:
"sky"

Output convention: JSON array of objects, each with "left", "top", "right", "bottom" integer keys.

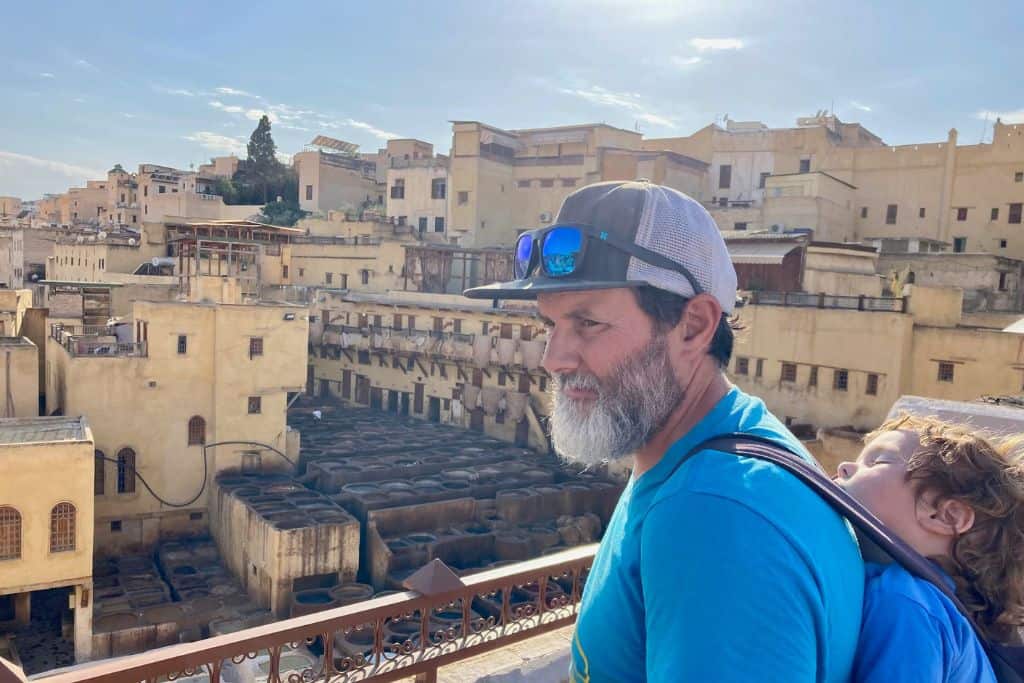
[{"left": 1, "top": 0, "right": 1021, "bottom": 200}]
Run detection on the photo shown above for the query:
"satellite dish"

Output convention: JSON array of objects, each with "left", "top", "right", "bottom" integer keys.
[
  {"left": 128, "top": 238, "right": 136, "bottom": 246},
  {"left": 76, "top": 236, "right": 84, "bottom": 243},
  {"left": 97, "top": 231, "right": 107, "bottom": 240},
  {"left": 151, "top": 257, "right": 160, "bottom": 267}
]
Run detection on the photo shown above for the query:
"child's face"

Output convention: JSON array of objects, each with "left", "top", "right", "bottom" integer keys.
[{"left": 836, "top": 430, "right": 924, "bottom": 547}]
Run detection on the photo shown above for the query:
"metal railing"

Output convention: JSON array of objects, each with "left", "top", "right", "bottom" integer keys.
[
  {"left": 749, "top": 290, "right": 906, "bottom": 312},
  {"left": 49, "top": 323, "right": 148, "bottom": 358},
  {"left": 41, "top": 545, "right": 594, "bottom": 683}
]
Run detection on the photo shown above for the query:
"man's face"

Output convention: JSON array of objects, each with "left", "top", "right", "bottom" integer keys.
[{"left": 538, "top": 288, "right": 684, "bottom": 466}]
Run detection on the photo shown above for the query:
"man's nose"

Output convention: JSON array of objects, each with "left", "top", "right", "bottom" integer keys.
[
  {"left": 836, "top": 461, "right": 857, "bottom": 479},
  {"left": 541, "top": 327, "right": 580, "bottom": 377}
]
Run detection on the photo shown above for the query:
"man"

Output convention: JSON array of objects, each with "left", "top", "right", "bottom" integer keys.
[{"left": 465, "top": 181, "right": 864, "bottom": 681}]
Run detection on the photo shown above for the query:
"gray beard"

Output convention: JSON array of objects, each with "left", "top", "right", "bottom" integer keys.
[{"left": 548, "top": 334, "right": 684, "bottom": 467}]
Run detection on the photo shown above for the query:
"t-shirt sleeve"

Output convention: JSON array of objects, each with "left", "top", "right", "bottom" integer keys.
[
  {"left": 641, "top": 490, "right": 824, "bottom": 682},
  {"left": 853, "top": 588, "right": 945, "bottom": 683}
]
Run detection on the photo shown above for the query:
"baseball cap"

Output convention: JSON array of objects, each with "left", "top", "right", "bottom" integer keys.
[{"left": 463, "top": 180, "right": 738, "bottom": 314}]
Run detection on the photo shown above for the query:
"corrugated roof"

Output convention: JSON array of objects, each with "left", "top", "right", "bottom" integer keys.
[
  {"left": 727, "top": 241, "right": 801, "bottom": 265},
  {"left": 0, "top": 417, "right": 87, "bottom": 445}
]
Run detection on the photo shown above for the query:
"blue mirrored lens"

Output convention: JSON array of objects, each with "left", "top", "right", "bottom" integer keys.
[
  {"left": 515, "top": 234, "right": 534, "bottom": 279},
  {"left": 542, "top": 227, "right": 584, "bottom": 277}
]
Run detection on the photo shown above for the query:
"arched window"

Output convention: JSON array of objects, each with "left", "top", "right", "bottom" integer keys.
[
  {"left": 188, "top": 416, "right": 206, "bottom": 446},
  {"left": 117, "top": 448, "right": 136, "bottom": 494},
  {"left": 49, "top": 502, "right": 75, "bottom": 552},
  {"left": 0, "top": 506, "right": 21, "bottom": 560},
  {"left": 94, "top": 450, "right": 105, "bottom": 495}
]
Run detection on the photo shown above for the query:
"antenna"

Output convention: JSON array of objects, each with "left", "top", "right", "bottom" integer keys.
[{"left": 978, "top": 112, "right": 990, "bottom": 144}]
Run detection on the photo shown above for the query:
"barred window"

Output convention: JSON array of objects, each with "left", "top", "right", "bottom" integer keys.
[
  {"left": 834, "top": 369, "right": 849, "bottom": 392},
  {"left": 49, "top": 502, "right": 76, "bottom": 552},
  {"left": 94, "top": 450, "right": 105, "bottom": 495},
  {"left": 780, "top": 363, "right": 797, "bottom": 382},
  {"left": 117, "top": 448, "right": 136, "bottom": 494},
  {"left": 188, "top": 416, "right": 206, "bottom": 445},
  {"left": 0, "top": 506, "right": 21, "bottom": 560},
  {"left": 735, "top": 357, "right": 749, "bottom": 376},
  {"left": 249, "top": 337, "right": 264, "bottom": 359},
  {"left": 938, "top": 362, "right": 955, "bottom": 383}
]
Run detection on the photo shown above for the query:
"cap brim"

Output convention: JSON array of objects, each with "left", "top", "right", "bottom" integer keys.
[{"left": 463, "top": 277, "right": 647, "bottom": 300}]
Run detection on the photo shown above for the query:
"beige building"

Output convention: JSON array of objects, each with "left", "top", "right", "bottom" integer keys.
[
  {"left": 448, "top": 121, "right": 707, "bottom": 247},
  {"left": 59, "top": 181, "right": 109, "bottom": 226},
  {"left": 0, "top": 198, "right": 22, "bottom": 218},
  {"left": 45, "top": 288, "right": 308, "bottom": 555},
  {"left": 647, "top": 114, "right": 1024, "bottom": 259},
  {"left": 877, "top": 251, "right": 1024, "bottom": 312},
  {"left": 0, "top": 416, "right": 95, "bottom": 662},
  {"left": 0, "top": 337, "right": 39, "bottom": 418},
  {"left": 104, "top": 165, "right": 139, "bottom": 228},
  {"left": 0, "top": 229, "right": 24, "bottom": 289},
  {"left": 295, "top": 136, "right": 384, "bottom": 215},
  {"left": 384, "top": 140, "right": 449, "bottom": 239},
  {"left": 196, "top": 155, "right": 240, "bottom": 179}
]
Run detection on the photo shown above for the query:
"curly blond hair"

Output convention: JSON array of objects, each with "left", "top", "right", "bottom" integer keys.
[{"left": 865, "top": 414, "right": 1024, "bottom": 642}]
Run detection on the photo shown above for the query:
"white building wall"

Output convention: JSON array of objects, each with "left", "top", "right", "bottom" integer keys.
[{"left": 386, "top": 165, "right": 449, "bottom": 236}]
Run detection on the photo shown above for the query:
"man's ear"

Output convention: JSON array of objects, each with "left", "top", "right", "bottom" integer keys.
[
  {"left": 678, "top": 294, "right": 720, "bottom": 355},
  {"left": 918, "top": 496, "right": 975, "bottom": 537}
]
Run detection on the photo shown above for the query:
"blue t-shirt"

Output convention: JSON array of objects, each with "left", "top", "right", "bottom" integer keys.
[
  {"left": 569, "top": 387, "right": 864, "bottom": 682},
  {"left": 854, "top": 562, "right": 996, "bottom": 683}
]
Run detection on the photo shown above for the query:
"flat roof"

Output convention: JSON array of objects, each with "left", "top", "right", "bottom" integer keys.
[
  {"left": 0, "top": 416, "right": 88, "bottom": 445},
  {"left": 41, "top": 280, "right": 123, "bottom": 288},
  {"left": 769, "top": 171, "right": 857, "bottom": 190},
  {"left": 0, "top": 337, "right": 34, "bottom": 347}
]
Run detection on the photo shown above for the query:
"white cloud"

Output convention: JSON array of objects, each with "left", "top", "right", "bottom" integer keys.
[
  {"left": 121, "top": 113, "right": 137, "bottom": 119},
  {"left": 154, "top": 85, "right": 196, "bottom": 96},
  {"left": 215, "top": 86, "right": 258, "bottom": 98},
  {"left": 0, "top": 150, "right": 103, "bottom": 180},
  {"left": 671, "top": 56, "right": 705, "bottom": 69},
  {"left": 73, "top": 97, "right": 86, "bottom": 103},
  {"left": 210, "top": 100, "right": 244, "bottom": 114},
  {"left": 39, "top": 72, "right": 55, "bottom": 79},
  {"left": 851, "top": 100, "right": 872, "bottom": 112},
  {"left": 182, "top": 131, "right": 247, "bottom": 155},
  {"left": 245, "top": 109, "right": 278, "bottom": 124},
  {"left": 557, "top": 85, "right": 677, "bottom": 129},
  {"left": 689, "top": 37, "right": 744, "bottom": 51},
  {"left": 344, "top": 118, "right": 400, "bottom": 140},
  {"left": 73, "top": 58, "right": 97, "bottom": 70},
  {"left": 976, "top": 109, "right": 1024, "bottom": 124}
]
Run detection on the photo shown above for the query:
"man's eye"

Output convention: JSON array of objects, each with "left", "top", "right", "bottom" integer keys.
[{"left": 579, "top": 319, "right": 601, "bottom": 328}]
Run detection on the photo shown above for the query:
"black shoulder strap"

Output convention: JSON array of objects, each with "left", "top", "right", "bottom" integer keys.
[{"left": 672, "top": 433, "right": 1024, "bottom": 682}]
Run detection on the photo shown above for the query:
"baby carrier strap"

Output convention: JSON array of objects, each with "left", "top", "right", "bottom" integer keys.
[{"left": 670, "top": 433, "right": 1024, "bottom": 682}]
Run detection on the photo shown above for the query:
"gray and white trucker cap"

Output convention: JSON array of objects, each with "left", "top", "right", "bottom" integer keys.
[{"left": 463, "top": 180, "right": 738, "bottom": 314}]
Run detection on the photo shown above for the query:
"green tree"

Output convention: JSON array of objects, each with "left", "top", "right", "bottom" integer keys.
[
  {"left": 246, "top": 115, "right": 282, "bottom": 203},
  {"left": 260, "top": 199, "right": 306, "bottom": 227}
]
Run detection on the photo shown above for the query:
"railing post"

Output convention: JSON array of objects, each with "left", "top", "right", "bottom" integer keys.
[
  {"left": 818, "top": 292, "right": 825, "bottom": 309},
  {"left": 858, "top": 295, "right": 865, "bottom": 311}
]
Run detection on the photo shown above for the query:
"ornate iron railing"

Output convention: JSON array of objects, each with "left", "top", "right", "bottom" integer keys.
[
  {"left": 749, "top": 290, "right": 907, "bottom": 312},
  {"left": 41, "top": 545, "right": 594, "bottom": 683}
]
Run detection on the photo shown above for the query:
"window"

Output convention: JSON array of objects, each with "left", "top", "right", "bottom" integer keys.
[
  {"left": 299, "top": 267, "right": 305, "bottom": 277},
  {"left": 390, "top": 179, "right": 405, "bottom": 200},
  {"left": 735, "top": 357, "right": 749, "bottom": 375},
  {"left": 517, "top": 180, "right": 531, "bottom": 189},
  {"left": 734, "top": 222, "right": 748, "bottom": 231},
  {"left": 808, "top": 366, "right": 818, "bottom": 387},
  {"left": 110, "top": 521, "right": 122, "bottom": 533},
  {"left": 158, "top": 185, "right": 166, "bottom": 194},
  {"left": 325, "top": 272, "right": 333, "bottom": 285},
  {"left": 957, "top": 207, "right": 968, "bottom": 222},
  {"left": 799, "top": 158, "right": 811, "bottom": 173},
  {"left": 49, "top": 503, "right": 76, "bottom": 552},
  {"left": 458, "top": 191, "right": 469, "bottom": 206},
  {"left": 188, "top": 416, "right": 206, "bottom": 446},
  {"left": 885, "top": 204, "right": 898, "bottom": 225},
  {"left": 282, "top": 265, "right": 289, "bottom": 279},
  {"left": 953, "top": 237, "right": 967, "bottom": 253},
  {"left": 340, "top": 273, "right": 348, "bottom": 288},
  {"left": 992, "top": 208, "right": 1000, "bottom": 221},
  {"left": 540, "top": 179, "right": 555, "bottom": 188},
  {"left": 94, "top": 450, "right": 105, "bottom": 495},
  {"left": 999, "top": 272, "right": 1008, "bottom": 291},
  {"left": 919, "top": 207, "right": 926, "bottom": 218},
  {"left": 718, "top": 197, "right": 728, "bottom": 207},
  {"left": 117, "top": 448, "right": 136, "bottom": 493},
  {"left": 397, "top": 215, "right": 407, "bottom": 226},
  {"left": 0, "top": 507, "right": 21, "bottom": 560},
  {"left": 1010, "top": 203, "right": 1023, "bottom": 225},
  {"left": 833, "top": 369, "right": 849, "bottom": 391},
  {"left": 562, "top": 178, "right": 577, "bottom": 187},
  {"left": 1000, "top": 239, "right": 1008, "bottom": 249},
  {"left": 431, "top": 178, "right": 446, "bottom": 199},
  {"left": 866, "top": 373, "right": 879, "bottom": 396},
  {"left": 144, "top": 186, "right": 148, "bottom": 197},
  {"left": 860, "top": 207, "right": 868, "bottom": 219},
  {"left": 248, "top": 396, "right": 262, "bottom": 414},
  {"left": 305, "top": 185, "right": 313, "bottom": 201},
  {"left": 780, "top": 363, "right": 797, "bottom": 382},
  {"left": 937, "top": 362, "right": 955, "bottom": 383},
  {"left": 249, "top": 337, "right": 263, "bottom": 359},
  {"left": 755, "top": 359, "right": 764, "bottom": 378},
  {"left": 418, "top": 216, "right": 428, "bottom": 233},
  {"left": 361, "top": 269, "right": 369, "bottom": 285},
  {"left": 718, "top": 164, "right": 732, "bottom": 189},
  {"left": 759, "top": 172, "right": 770, "bottom": 189},
  {"left": 434, "top": 217, "right": 445, "bottom": 232},
  {"left": 1016, "top": 171, "right": 1024, "bottom": 183}
]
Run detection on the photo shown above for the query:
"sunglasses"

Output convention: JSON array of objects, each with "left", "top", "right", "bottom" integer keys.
[{"left": 514, "top": 224, "right": 705, "bottom": 296}]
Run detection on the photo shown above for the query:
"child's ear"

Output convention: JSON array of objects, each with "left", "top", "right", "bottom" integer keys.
[{"left": 918, "top": 497, "right": 975, "bottom": 537}]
